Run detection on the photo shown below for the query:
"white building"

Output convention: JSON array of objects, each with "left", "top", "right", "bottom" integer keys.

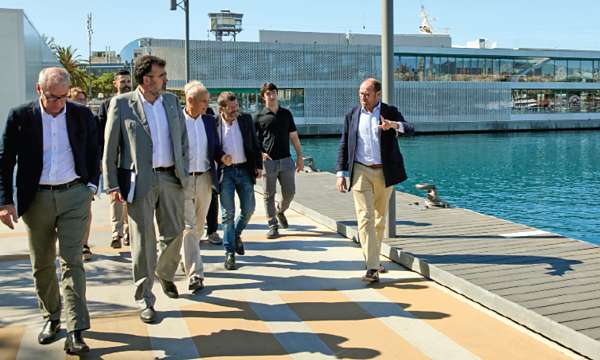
[{"left": 0, "top": 8, "right": 58, "bottom": 123}]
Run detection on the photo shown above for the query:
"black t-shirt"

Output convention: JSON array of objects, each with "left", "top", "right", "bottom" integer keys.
[{"left": 254, "top": 106, "right": 297, "bottom": 160}]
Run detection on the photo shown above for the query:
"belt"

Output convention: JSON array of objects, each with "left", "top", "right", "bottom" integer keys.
[
  {"left": 153, "top": 166, "right": 175, "bottom": 173},
  {"left": 356, "top": 162, "right": 383, "bottom": 169},
  {"left": 39, "top": 179, "right": 82, "bottom": 191},
  {"left": 189, "top": 171, "right": 205, "bottom": 176}
]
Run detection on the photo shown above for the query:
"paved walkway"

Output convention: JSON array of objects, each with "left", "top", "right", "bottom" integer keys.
[{"left": 0, "top": 193, "right": 582, "bottom": 359}]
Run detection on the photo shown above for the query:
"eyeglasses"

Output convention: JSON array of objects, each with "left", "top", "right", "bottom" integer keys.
[{"left": 42, "top": 92, "right": 69, "bottom": 103}]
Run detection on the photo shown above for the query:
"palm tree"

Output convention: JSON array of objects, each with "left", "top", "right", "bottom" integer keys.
[{"left": 54, "top": 45, "right": 90, "bottom": 91}]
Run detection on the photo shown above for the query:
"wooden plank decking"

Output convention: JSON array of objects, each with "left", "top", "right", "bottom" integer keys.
[{"left": 279, "top": 171, "right": 600, "bottom": 359}]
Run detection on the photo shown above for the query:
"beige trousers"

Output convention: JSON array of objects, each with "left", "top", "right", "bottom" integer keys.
[
  {"left": 110, "top": 196, "right": 129, "bottom": 239},
  {"left": 181, "top": 172, "right": 212, "bottom": 280},
  {"left": 351, "top": 163, "right": 393, "bottom": 270}
]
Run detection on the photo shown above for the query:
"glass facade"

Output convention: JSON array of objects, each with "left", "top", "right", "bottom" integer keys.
[
  {"left": 208, "top": 88, "right": 305, "bottom": 117},
  {"left": 512, "top": 89, "right": 600, "bottom": 113}
]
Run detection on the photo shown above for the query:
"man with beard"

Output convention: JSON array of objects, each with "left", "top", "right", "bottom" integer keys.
[{"left": 97, "top": 69, "right": 132, "bottom": 249}]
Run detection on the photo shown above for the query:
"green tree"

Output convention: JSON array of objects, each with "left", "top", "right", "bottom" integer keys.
[
  {"left": 54, "top": 45, "right": 90, "bottom": 92},
  {"left": 91, "top": 72, "right": 115, "bottom": 98}
]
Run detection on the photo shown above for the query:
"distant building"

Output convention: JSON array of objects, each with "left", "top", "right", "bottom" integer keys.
[
  {"left": 119, "top": 29, "right": 600, "bottom": 134},
  {"left": 0, "top": 8, "right": 58, "bottom": 123}
]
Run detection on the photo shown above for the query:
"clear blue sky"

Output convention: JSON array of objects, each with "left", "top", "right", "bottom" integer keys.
[{"left": 3, "top": 0, "right": 600, "bottom": 57}]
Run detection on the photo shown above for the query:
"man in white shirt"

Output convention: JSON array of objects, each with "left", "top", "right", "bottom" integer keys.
[
  {"left": 103, "top": 56, "right": 189, "bottom": 323},
  {"left": 0, "top": 67, "right": 100, "bottom": 354},
  {"left": 216, "top": 92, "right": 262, "bottom": 270},
  {"left": 181, "top": 81, "right": 231, "bottom": 293}
]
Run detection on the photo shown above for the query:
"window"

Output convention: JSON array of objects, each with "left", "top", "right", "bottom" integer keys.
[
  {"left": 567, "top": 60, "right": 582, "bottom": 82},
  {"left": 581, "top": 60, "right": 593, "bottom": 82},
  {"left": 555, "top": 60, "right": 567, "bottom": 81}
]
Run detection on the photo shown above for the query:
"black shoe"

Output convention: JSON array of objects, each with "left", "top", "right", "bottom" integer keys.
[
  {"left": 158, "top": 278, "right": 179, "bottom": 298},
  {"left": 110, "top": 237, "right": 122, "bottom": 249},
  {"left": 362, "top": 269, "right": 380, "bottom": 283},
  {"left": 140, "top": 306, "right": 156, "bottom": 323},
  {"left": 64, "top": 330, "right": 89, "bottom": 354},
  {"left": 38, "top": 319, "right": 60, "bottom": 344},
  {"left": 266, "top": 227, "right": 280, "bottom": 239},
  {"left": 188, "top": 276, "right": 204, "bottom": 294},
  {"left": 82, "top": 245, "right": 92, "bottom": 262},
  {"left": 235, "top": 236, "right": 245, "bottom": 255},
  {"left": 276, "top": 212, "right": 289, "bottom": 229},
  {"left": 225, "top": 252, "right": 236, "bottom": 270}
]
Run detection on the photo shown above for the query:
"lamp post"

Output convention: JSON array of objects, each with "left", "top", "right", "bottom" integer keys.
[
  {"left": 382, "top": 0, "right": 396, "bottom": 238},
  {"left": 86, "top": 13, "right": 93, "bottom": 99},
  {"left": 170, "top": 0, "right": 190, "bottom": 83}
]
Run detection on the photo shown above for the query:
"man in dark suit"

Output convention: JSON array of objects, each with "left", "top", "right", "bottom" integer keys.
[
  {"left": 97, "top": 69, "right": 132, "bottom": 249},
  {"left": 0, "top": 67, "right": 100, "bottom": 354},
  {"left": 216, "top": 92, "right": 262, "bottom": 270},
  {"left": 180, "top": 81, "right": 231, "bottom": 293},
  {"left": 336, "top": 78, "right": 414, "bottom": 283}
]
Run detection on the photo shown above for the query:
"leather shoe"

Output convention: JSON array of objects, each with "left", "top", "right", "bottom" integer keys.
[
  {"left": 276, "top": 212, "right": 289, "bottom": 229},
  {"left": 140, "top": 306, "right": 156, "bottom": 323},
  {"left": 362, "top": 269, "right": 380, "bottom": 283},
  {"left": 110, "top": 237, "right": 122, "bottom": 249},
  {"left": 235, "top": 236, "right": 245, "bottom": 255},
  {"left": 224, "top": 252, "right": 236, "bottom": 270},
  {"left": 38, "top": 319, "right": 60, "bottom": 344},
  {"left": 64, "top": 330, "right": 89, "bottom": 355},
  {"left": 158, "top": 278, "right": 179, "bottom": 298},
  {"left": 266, "top": 227, "right": 280, "bottom": 239},
  {"left": 188, "top": 276, "right": 204, "bottom": 294}
]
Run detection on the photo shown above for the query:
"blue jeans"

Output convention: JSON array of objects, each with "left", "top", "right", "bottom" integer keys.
[{"left": 219, "top": 166, "right": 256, "bottom": 254}]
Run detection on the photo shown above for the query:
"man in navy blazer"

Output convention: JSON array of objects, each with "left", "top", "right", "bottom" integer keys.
[
  {"left": 0, "top": 67, "right": 99, "bottom": 354},
  {"left": 180, "top": 81, "right": 231, "bottom": 293},
  {"left": 336, "top": 78, "right": 413, "bottom": 283}
]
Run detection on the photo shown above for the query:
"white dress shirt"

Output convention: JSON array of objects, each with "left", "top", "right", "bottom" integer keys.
[
  {"left": 355, "top": 102, "right": 383, "bottom": 166},
  {"left": 184, "top": 111, "right": 210, "bottom": 172},
  {"left": 138, "top": 89, "right": 174, "bottom": 168},
  {"left": 220, "top": 118, "right": 247, "bottom": 164},
  {"left": 39, "top": 103, "right": 79, "bottom": 185}
]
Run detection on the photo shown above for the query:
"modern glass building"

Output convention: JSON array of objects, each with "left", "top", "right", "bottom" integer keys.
[{"left": 120, "top": 31, "right": 600, "bottom": 134}]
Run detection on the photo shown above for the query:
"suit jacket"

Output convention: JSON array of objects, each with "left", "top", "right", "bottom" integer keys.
[
  {"left": 336, "top": 102, "right": 414, "bottom": 190},
  {"left": 103, "top": 90, "right": 189, "bottom": 201},
  {"left": 215, "top": 112, "right": 262, "bottom": 184},
  {"left": 199, "top": 113, "right": 224, "bottom": 192},
  {"left": 96, "top": 96, "right": 112, "bottom": 153},
  {"left": 0, "top": 101, "right": 100, "bottom": 216}
]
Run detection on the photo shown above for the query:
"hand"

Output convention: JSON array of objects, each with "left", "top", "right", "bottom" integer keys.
[
  {"left": 336, "top": 177, "right": 347, "bottom": 193},
  {"left": 295, "top": 157, "right": 304, "bottom": 173},
  {"left": 221, "top": 154, "right": 233, "bottom": 166},
  {"left": 109, "top": 190, "right": 124, "bottom": 203},
  {"left": 255, "top": 169, "right": 262, "bottom": 179},
  {"left": 378, "top": 116, "right": 399, "bottom": 131},
  {"left": 262, "top": 152, "right": 272, "bottom": 161},
  {"left": 0, "top": 205, "right": 18, "bottom": 230}
]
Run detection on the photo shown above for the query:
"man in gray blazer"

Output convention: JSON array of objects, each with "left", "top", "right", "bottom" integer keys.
[{"left": 103, "top": 55, "right": 188, "bottom": 323}]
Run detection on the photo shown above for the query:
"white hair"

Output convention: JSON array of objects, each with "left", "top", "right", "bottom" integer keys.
[
  {"left": 38, "top": 67, "right": 70, "bottom": 90},
  {"left": 184, "top": 80, "right": 208, "bottom": 99}
]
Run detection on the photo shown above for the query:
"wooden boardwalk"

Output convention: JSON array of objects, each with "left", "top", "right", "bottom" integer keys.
[{"left": 283, "top": 171, "right": 600, "bottom": 359}]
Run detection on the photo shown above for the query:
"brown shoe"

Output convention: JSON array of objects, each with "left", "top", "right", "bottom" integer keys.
[{"left": 362, "top": 269, "right": 379, "bottom": 283}]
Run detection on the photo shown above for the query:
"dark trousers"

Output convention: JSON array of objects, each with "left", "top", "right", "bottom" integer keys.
[{"left": 206, "top": 189, "right": 219, "bottom": 234}]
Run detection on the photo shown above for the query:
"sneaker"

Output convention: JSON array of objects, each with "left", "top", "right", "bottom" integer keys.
[
  {"left": 82, "top": 245, "right": 92, "bottom": 262},
  {"left": 224, "top": 252, "right": 236, "bottom": 270},
  {"left": 207, "top": 232, "right": 222, "bottom": 245},
  {"left": 362, "top": 269, "right": 379, "bottom": 283},
  {"left": 266, "top": 227, "right": 280, "bottom": 239},
  {"left": 188, "top": 276, "right": 204, "bottom": 294},
  {"left": 110, "top": 237, "right": 122, "bottom": 249},
  {"left": 276, "top": 212, "right": 288, "bottom": 229}
]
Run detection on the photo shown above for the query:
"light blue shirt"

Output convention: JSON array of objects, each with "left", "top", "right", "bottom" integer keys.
[{"left": 355, "top": 102, "right": 383, "bottom": 166}]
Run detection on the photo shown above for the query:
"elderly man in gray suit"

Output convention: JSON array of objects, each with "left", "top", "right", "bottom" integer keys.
[{"left": 103, "top": 55, "right": 188, "bottom": 323}]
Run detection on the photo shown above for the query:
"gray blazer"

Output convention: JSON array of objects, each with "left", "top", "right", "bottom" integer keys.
[{"left": 103, "top": 90, "right": 189, "bottom": 201}]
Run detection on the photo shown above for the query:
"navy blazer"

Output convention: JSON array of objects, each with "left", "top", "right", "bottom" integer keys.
[
  {"left": 199, "top": 113, "right": 224, "bottom": 191},
  {"left": 216, "top": 112, "right": 262, "bottom": 184},
  {"left": 336, "top": 102, "right": 414, "bottom": 190},
  {"left": 0, "top": 101, "right": 100, "bottom": 216}
]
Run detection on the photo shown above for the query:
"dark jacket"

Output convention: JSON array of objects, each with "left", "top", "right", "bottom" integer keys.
[
  {"left": 216, "top": 112, "right": 262, "bottom": 184},
  {"left": 199, "top": 113, "right": 224, "bottom": 191},
  {"left": 0, "top": 101, "right": 100, "bottom": 216},
  {"left": 336, "top": 102, "right": 414, "bottom": 189}
]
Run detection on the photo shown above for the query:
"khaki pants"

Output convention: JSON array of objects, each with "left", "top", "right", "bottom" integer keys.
[
  {"left": 351, "top": 163, "right": 393, "bottom": 271},
  {"left": 110, "top": 196, "right": 129, "bottom": 239},
  {"left": 22, "top": 183, "right": 93, "bottom": 332},
  {"left": 128, "top": 171, "right": 185, "bottom": 309},
  {"left": 181, "top": 172, "right": 212, "bottom": 280}
]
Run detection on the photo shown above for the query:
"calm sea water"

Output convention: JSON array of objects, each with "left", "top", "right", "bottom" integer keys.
[{"left": 301, "top": 131, "right": 600, "bottom": 245}]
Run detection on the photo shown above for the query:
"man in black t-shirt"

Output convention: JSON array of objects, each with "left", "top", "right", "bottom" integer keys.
[{"left": 254, "top": 83, "right": 304, "bottom": 238}]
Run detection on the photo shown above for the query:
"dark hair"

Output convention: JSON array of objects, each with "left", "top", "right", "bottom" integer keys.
[
  {"left": 115, "top": 69, "right": 130, "bottom": 77},
  {"left": 217, "top": 91, "right": 237, "bottom": 112},
  {"left": 134, "top": 55, "right": 166, "bottom": 85},
  {"left": 259, "top": 82, "right": 278, "bottom": 101}
]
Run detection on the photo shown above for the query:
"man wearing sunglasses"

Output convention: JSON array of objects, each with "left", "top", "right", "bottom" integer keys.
[{"left": 0, "top": 67, "right": 100, "bottom": 355}]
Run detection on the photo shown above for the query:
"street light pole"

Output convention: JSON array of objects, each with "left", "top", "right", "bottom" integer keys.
[
  {"left": 86, "top": 13, "right": 93, "bottom": 99},
  {"left": 382, "top": 0, "right": 396, "bottom": 238},
  {"left": 170, "top": 0, "right": 190, "bottom": 83}
]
